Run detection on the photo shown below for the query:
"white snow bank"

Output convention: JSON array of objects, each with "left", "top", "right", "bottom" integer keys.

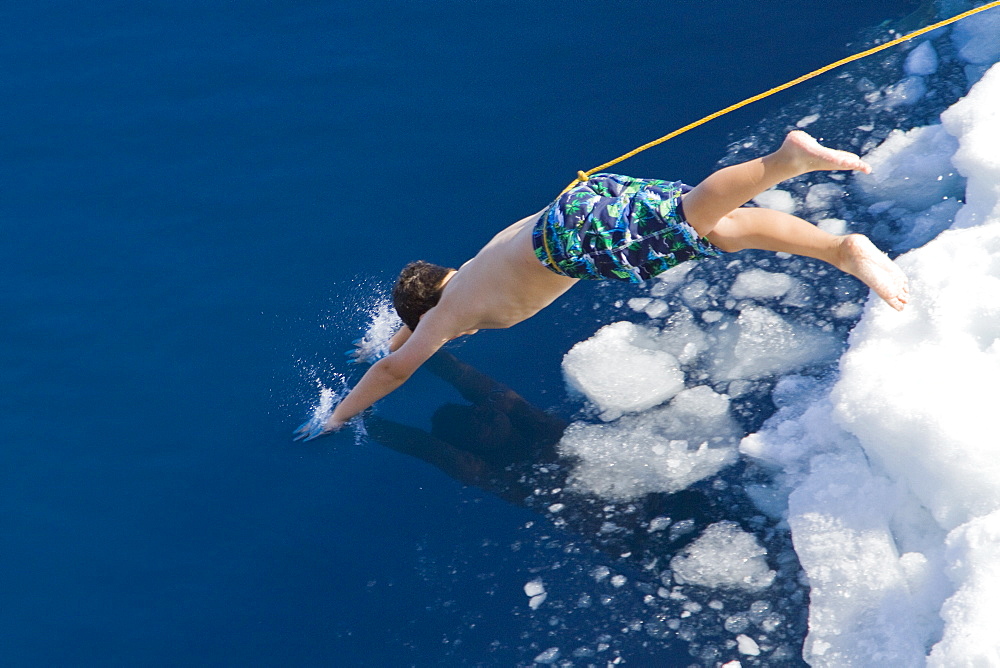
[
  {"left": 834, "top": 223, "right": 1000, "bottom": 530},
  {"left": 743, "top": 59, "right": 1000, "bottom": 664},
  {"left": 940, "top": 62, "right": 1000, "bottom": 228}
]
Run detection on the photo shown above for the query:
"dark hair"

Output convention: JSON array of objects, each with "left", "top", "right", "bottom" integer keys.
[{"left": 392, "top": 261, "right": 454, "bottom": 331}]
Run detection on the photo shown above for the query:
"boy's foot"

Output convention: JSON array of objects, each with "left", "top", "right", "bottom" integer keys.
[
  {"left": 838, "top": 234, "right": 909, "bottom": 311},
  {"left": 782, "top": 130, "right": 872, "bottom": 174}
]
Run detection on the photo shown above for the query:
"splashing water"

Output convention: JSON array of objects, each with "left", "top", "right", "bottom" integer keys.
[{"left": 350, "top": 298, "right": 401, "bottom": 365}]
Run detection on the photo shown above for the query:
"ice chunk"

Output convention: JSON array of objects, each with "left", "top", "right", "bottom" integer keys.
[
  {"left": 736, "top": 634, "right": 760, "bottom": 656},
  {"left": 904, "top": 41, "right": 938, "bottom": 76},
  {"left": 562, "top": 321, "right": 684, "bottom": 421},
  {"left": 857, "top": 124, "right": 963, "bottom": 212},
  {"left": 533, "top": 647, "right": 560, "bottom": 664},
  {"left": 653, "top": 308, "right": 708, "bottom": 364},
  {"left": 680, "top": 279, "right": 709, "bottom": 309},
  {"left": 952, "top": 8, "right": 1000, "bottom": 65},
  {"left": 524, "top": 579, "right": 545, "bottom": 598},
  {"left": 880, "top": 75, "right": 927, "bottom": 109},
  {"left": 648, "top": 516, "right": 671, "bottom": 532},
  {"left": 752, "top": 188, "right": 796, "bottom": 214},
  {"left": 816, "top": 217, "right": 847, "bottom": 235},
  {"left": 788, "top": 449, "right": 941, "bottom": 664},
  {"left": 796, "top": 113, "right": 820, "bottom": 128},
  {"left": 654, "top": 262, "right": 695, "bottom": 291},
  {"left": 643, "top": 299, "right": 669, "bottom": 319},
  {"left": 729, "top": 269, "right": 794, "bottom": 299},
  {"left": 669, "top": 521, "right": 776, "bottom": 591},
  {"left": 627, "top": 297, "right": 652, "bottom": 312},
  {"left": 804, "top": 183, "right": 845, "bottom": 212},
  {"left": 891, "top": 198, "right": 961, "bottom": 252},
  {"left": 559, "top": 387, "right": 739, "bottom": 500},
  {"left": 709, "top": 306, "right": 841, "bottom": 382}
]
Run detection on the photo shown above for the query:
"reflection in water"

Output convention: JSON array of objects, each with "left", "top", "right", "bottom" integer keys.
[
  {"left": 369, "top": 351, "right": 737, "bottom": 568},
  {"left": 365, "top": 351, "right": 808, "bottom": 664}
]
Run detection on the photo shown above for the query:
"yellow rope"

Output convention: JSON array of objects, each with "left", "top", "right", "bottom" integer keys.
[{"left": 562, "top": 0, "right": 1000, "bottom": 194}]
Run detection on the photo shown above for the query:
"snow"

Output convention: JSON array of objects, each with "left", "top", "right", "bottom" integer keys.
[{"left": 744, "top": 58, "right": 1000, "bottom": 664}]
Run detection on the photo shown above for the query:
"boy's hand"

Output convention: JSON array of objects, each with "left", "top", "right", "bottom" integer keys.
[
  {"left": 345, "top": 337, "right": 387, "bottom": 365},
  {"left": 293, "top": 416, "right": 346, "bottom": 442}
]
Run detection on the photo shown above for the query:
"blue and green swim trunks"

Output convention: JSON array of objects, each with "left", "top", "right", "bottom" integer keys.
[{"left": 532, "top": 173, "right": 723, "bottom": 282}]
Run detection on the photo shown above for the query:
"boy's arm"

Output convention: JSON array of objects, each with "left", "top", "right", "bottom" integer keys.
[
  {"left": 388, "top": 325, "right": 412, "bottom": 352},
  {"left": 324, "top": 315, "right": 452, "bottom": 430}
]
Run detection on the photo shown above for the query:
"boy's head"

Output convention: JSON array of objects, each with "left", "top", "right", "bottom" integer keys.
[{"left": 392, "top": 260, "right": 455, "bottom": 331}]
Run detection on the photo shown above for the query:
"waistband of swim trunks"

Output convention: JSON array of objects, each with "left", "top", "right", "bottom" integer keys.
[{"left": 531, "top": 208, "right": 570, "bottom": 277}]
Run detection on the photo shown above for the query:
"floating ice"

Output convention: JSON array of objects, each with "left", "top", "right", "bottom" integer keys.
[
  {"left": 736, "top": 634, "right": 760, "bottom": 656},
  {"left": 669, "top": 521, "right": 776, "bottom": 591},
  {"left": 559, "top": 387, "right": 739, "bottom": 500},
  {"left": 709, "top": 305, "right": 841, "bottom": 381},
  {"left": 729, "top": 269, "right": 794, "bottom": 299},
  {"left": 648, "top": 516, "right": 671, "bottom": 532},
  {"left": 905, "top": 40, "right": 939, "bottom": 76},
  {"left": 532, "top": 647, "right": 560, "bottom": 664},
  {"left": 804, "top": 183, "right": 845, "bottom": 212},
  {"left": 545, "top": 20, "right": 1000, "bottom": 663},
  {"left": 752, "top": 188, "right": 796, "bottom": 214},
  {"left": 816, "top": 217, "right": 847, "bottom": 235},
  {"left": 940, "top": 63, "right": 1000, "bottom": 228},
  {"left": 524, "top": 578, "right": 545, "bottom": 598},
  {"left": 879, "top": 75, "right": 927, "bottom": 109},
  {"left": 928, "top": 510, "right": 1000, "bottom": 666},
  {"left": 796, "top": 113, "right": 820, "bottom": 128},
  {"left": 834, "top": 223, "right": 1000, "bottom": 530},
  {"left": 952, "top": 6, "right": 1000, "bottom": 65},
  {"left": 857, "top": 124, "right": 962, "bottom": 212},
  {"left": 562, "top": 321, "right": 684, "bottom": 421}
]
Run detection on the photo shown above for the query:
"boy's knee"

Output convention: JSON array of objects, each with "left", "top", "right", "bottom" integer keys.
[{"left": 705, "top": 213, "right": 748, "bottom": 253}]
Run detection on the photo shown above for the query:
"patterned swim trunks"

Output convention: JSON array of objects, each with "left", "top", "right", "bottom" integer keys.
[{"left": 532, "top": 173, "right": 723, "bottom": 282}]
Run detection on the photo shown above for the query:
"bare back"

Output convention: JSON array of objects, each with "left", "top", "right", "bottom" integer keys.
[{"left": 430, "top": 211, "right": 578, "bottom": 332}]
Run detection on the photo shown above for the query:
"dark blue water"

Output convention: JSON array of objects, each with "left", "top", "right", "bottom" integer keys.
[{"left": 2, "top": 1, "right": 920, "bottom": 665}]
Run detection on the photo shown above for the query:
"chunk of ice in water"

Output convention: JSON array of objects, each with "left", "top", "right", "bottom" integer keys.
[
  {"left": 670, "top": 521, "right": 776, "bottom": 591},
  {"left": 737, "top": 634, "right": 761, "bottom": 656},
  {"left": 648, "top": 516, "right": 671, "bottom": 532},
  {"left": 524, "top": 578, "right": 545, "bottom": 598},
  {"left": 562, "top": 321, "right": 684, "bottom": 420},
  {"left": 560, "top": 387, "right": 740, "bottom": 500},
  {"left": 752, "top": 188, "right": 796, "bottom": 214},
  {"left": 710, "top": 306, "right": 840, "bottom": 382},
  {"left": 805, "top": 183, "right": 845, "bottom": 211},
  {"left": 533, "top": 647, "right": 560, "bottom": 664},
  {"left": 905, "top": 41, "right": 939, "bottom": 76},
  {"left": 729, "top": 269, "right": 794, "bottom": 299}
]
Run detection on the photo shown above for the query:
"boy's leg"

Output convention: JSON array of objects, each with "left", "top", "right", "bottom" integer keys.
[
  {"left": 681, "top": 131, "right": 871, "bottom": 237},
  {"left": 708, "top": 206, "right": 909, "bottom": 311}
]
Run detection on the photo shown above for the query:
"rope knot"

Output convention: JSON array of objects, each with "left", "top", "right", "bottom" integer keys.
[{"left": 576, "top": 170, "right": 590, "bottom": 182}]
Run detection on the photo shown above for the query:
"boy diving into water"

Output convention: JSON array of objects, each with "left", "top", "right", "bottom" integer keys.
[{"left": 295, "top": 131, "right": 909, "bottom": 440}]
